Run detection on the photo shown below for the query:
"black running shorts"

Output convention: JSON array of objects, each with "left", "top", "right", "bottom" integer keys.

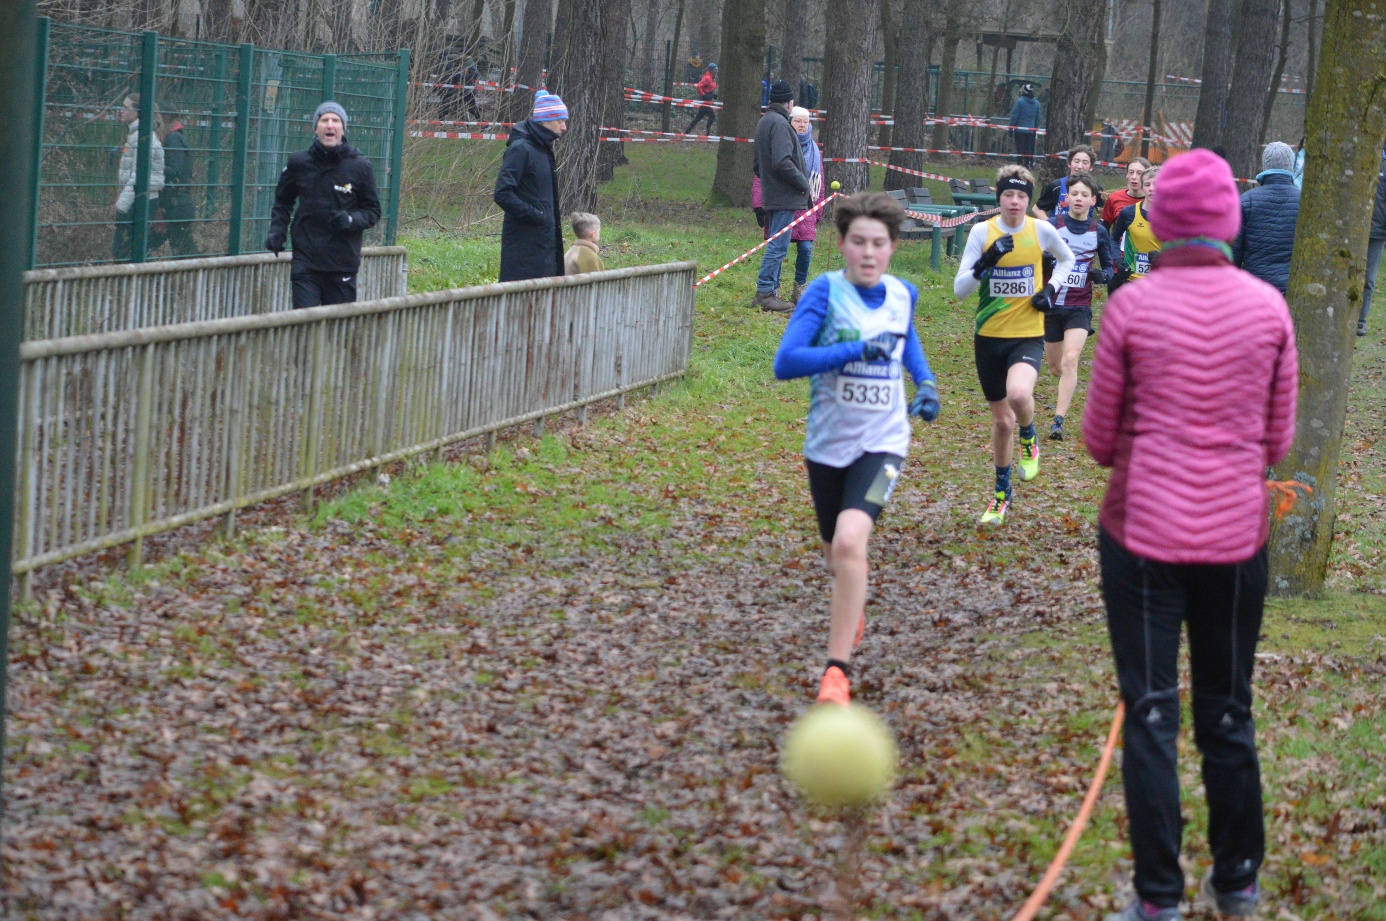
[
  {"left": 805, "top": 452, "right": 905, "bottom": 544},
  {"left": 1044, "top": 307, "right": 1094, "bottom": 343},
  {"left": 974, "top": 335, "right": 1043, "bottom": 402}
]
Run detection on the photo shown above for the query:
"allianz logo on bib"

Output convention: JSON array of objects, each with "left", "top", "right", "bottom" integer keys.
[{"left": 840, "top": 359, "right": 899, "bottom": 378}]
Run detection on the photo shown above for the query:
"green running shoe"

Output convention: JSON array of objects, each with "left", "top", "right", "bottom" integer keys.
[
  {"left": 979, "top": 489, "right": 1010, "bottom": 526},
  {"left": 1018, "top": 436, "right": 1041, "bottom": 481}
]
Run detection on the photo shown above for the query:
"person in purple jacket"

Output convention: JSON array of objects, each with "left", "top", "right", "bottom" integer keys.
[{"left": 1085, "top": 149, "right": 1298, "bottom": 921}]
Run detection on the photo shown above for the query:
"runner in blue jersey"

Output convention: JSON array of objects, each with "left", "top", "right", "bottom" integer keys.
[
  {"left": 1045, "top": 175, "right": 1114, "bottom": 441},
  {"left": 773, "top": 193, "right": 941, "bottom": 706}
]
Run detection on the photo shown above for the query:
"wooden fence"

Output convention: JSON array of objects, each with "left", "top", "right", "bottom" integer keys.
[
  {"left": 15, "top": 262, "right": 696, "bottom": 588},
  {"left": 23, "top": 248, "right": 409, "bottom": 339}
]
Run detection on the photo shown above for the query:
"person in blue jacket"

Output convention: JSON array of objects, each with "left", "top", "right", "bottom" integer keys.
[
  {"left": 1009, "top": 84, "right": 1041, "bottom": 168},
  {"left": 1361, "top": 145, "right": 1386, "bottom": 336},
  {"left": 1231, "top": 141, "right": 1300, "bottom": 294},
  {"left": 773, "top": 192, "right": 940, "bottom": 708}
]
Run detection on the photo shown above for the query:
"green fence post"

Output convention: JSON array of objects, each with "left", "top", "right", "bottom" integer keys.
[
  {"left": 25, "top": 16, "right": 49, "bottom": 271},
  {"left": 322, "top": 53, "right": 336, "bottom": 99},
  {"left": 387, "top": 47, "right": 409, "bottom": 246},
  {"left": 206, "top": 46, "right": 227, "bottom": 219},
  {"left": 228, "top": 43, "right": 253, "bottom": 255},
  {"left": 131, "top": 29, "right": 159, "bottom": 263},
  {"left": 1, "top": 0, "right": 42, "bottom": 829},
  {"left": 930, "top": 225, "right": 941, "bottom": 273}
]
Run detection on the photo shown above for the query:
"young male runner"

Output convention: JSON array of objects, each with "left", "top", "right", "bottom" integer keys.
[
  {"left": 1110, "top": 166, "right": 1161, "bottom": 290},
  {"left": 1033, "top": 144, "right": 1098, "bottom": 219},
  {"left": 773, "top": 193, "right": 941, "bottom": 706},
  {"left": 1102, "top": 157, "right": 1150, "bottom": 229},
  {"left": 1045, "top": 175, "right": 1114, "bottom": 441},
  {"left": 954, "top": 165, "right": 1074, "bottom": 526}
]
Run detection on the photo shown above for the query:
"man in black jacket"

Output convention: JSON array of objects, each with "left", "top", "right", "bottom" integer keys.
[
  {"left": 493, "top": 91, "right": 568, "bottom": 282},
  {"left": 265, "top": 101, "right": 382, "bottom": 309},
  {"left": 752, "top": 80, "right": 810, "bottom": 312},
  {"left": 151, "top": 114, "right": 196, "bottom": 256}
]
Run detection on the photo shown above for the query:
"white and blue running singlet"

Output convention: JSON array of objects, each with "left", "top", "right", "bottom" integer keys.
[{"left": 804, "top": 271, "right": 914, "bottom": 467}]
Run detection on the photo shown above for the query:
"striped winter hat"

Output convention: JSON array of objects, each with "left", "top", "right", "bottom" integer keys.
[{"left": 532, "top": 90, "right": 569, "bottom": 122}]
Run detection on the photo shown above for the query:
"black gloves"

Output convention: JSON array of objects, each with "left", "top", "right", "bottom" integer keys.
[
  {"left": 860, "top": 332, "right": 900, "bottom": 362},
  {"left": 972, "top": 234, "right": 1015, "bottom": 278},
  {"left": 909, "top": 381, "right": 940, "bottom": 421},
  {"left": 754, "top": 207, "right": 767, "bottom": 229},
  {"left": 265, "top": 230, "right": 285, "bottom": 254},
  {"left": 333, "top": 211, "right": 355, "bottom": 232},
  {"left": 1031, "top": 283, "right": 1056, "bottom": 313}
]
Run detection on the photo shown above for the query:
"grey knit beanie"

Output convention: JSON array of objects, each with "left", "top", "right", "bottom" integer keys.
[
  {"left": 313, "top": 101, "right": 348, "bottom": 128},
  {"left": 1261, "top": 141, "right": 1295, "bottom": 172}
]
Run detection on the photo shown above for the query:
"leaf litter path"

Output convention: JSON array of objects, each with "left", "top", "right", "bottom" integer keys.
[{"left": 4, "top": 419, "right": 1383, "bottom": 920}]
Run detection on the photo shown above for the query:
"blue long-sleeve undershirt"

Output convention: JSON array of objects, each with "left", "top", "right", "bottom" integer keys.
[{"left": 773, "top": 275, "right": 934, "bottom": 385}]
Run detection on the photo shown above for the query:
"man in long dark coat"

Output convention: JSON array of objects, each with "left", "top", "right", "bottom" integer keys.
[{"left": 493, "top": 91, "right": 569, "bottom": 282}]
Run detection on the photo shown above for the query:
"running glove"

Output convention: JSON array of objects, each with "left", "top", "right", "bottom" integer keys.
[
  {"left": 909, "top": 381, "right": 940, "bottom": 421},
  {"left": 972, "top": 234, "right": 1015, "bottom": 278},
  {"left": 1030, "top": 283, "right": 1056, "bottom": 313},
  {"left": 860, "top": 332, "right": 900, "bottom": 362},
  {"left": 265, "top": 230, "right": 286, "bottom": 254},
  {"left": 333, "top": 211, "right": 355, "bottom": 231}
]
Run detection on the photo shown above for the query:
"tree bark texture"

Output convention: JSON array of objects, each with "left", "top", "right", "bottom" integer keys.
[
  {"left": 710, "top": 0, "right": 764, "bottom": 205},
  {"left": 1305, "top": 0, "right": 1320, "bottom": 99},
  {"left": 1223, "top": 0, "right": 1279, "bottom": 177},
  {"left": 640, "top": 0, "right": 665, "bottom": 89},
  {"left": 884, "top": 0, "right": 931, "bottom": 191},
  {"left": 1046, "top": 0, "right": 1109, "bottom": 159},
  {"left": 1267, "top": 0, "right": 1386, "bottom": 595},
  {"left": 596, "top": 0, "right": 634, "bottom": 182},
  {"left": 877, "top": 0, "right": 899, "bottom": 149},
  {"left": 663, "top": 0, "right": 686, "bottom": 132},
  {"left": 549, "top": 0, "right": 628, "bottom": 212},
  {"left": 780, "top": 0, "right": 808, "bottom": 97},
  {"left": 930, "top": 7, "right": 963, "bottom": 150},
  {"left": 1260, "top": 0, "right": 1293, "bottom": 145},
  {"left": 516, "top": 0, "right": 552, "bottom": 101},
  {"left": 822, "top": 0, "right": 881, "bottom": 194},
  {"left": 1140, "top": 0, "right": 1162, "bottom": 159},
  {"left": 1191, "top": 0, "right": 1234, "bottom": 149}
]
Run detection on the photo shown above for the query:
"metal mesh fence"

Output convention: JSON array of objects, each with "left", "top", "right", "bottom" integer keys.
[{"left": 31, "top": 18, "right": 407, "bottom": 269}]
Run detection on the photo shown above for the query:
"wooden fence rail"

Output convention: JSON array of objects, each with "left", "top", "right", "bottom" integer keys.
[
  {"left": 15, "top": 261, "right": 696, "bottom": 589},
  {"left": 23, "top": 248, "right": 409, "bottom": 339}
]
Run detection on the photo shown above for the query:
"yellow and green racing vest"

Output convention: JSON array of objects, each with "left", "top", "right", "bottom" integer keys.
[
  {"left": 976, "top": 216, "right": 1045, "bottom": 338},
  {"left": 1122, "top": 200, "right": 1161, "bottom": 279}
]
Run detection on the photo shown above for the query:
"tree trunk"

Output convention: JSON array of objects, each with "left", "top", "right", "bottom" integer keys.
[
  {"left": 1260, "top": 0, "right": 1293, "bottom": 146},
  {"left": 884, "top": 0, "right": 931, "bottom": 191},
  {"left": 1267, "top": 0, "right": 1386, "bottom": 595},
  {"left": 550, "top": 0, "right": 629, "bottom": 212},
  {"left": 710, "top": 0, "right": 764, "bottom": 205},
  {"left": 516, "top": 0, "right": 553, "bottom": 99},
  {"left": 596, "top": 0, "right": 634, "bottom": 182},
  {"left": 502, "top": 0, "right": 520, "bottom": 62},
  {"left": 639, "top": 0, "right": 665, "bottom": 89},
  {"left": 780, "top": 0, "right": 807, "bottom": 97},
  {"left": 1191, "top": 0, "right": 1234, "bottom": 149},
  {"left": 467, "top": 0, "right": 488, "bottom": 53},
  {"left": 1140, "top": 0, "right": 1162, "bottom": 159},
  {"left": 1046, "top": 0, "right": 1109, "bottom": 159},
  {"left": 202, "top": 0, "right": 234, "bottom": 42},
  {"left": 930, "top": 7, "right": 963, "bottom": 150},
  {"left": 877, "top": 0, "right": 898, "bottom": 149},
  {"left": 1305, "top": 0, "right": 1320, "bottom": 100},
  {"left": 1223, "top": 0, "right": 1278, "bottom": 177},
  {"left": 822, "top": 0, "right": 881, "bottom": 194},
  {"left": 662, "top": 0, "right": 686, "bottom": 132}
]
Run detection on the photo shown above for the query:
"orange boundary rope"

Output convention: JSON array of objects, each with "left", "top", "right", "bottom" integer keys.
[{"left": 1009, "top": 701, "right": 1125, "bottom": 921}]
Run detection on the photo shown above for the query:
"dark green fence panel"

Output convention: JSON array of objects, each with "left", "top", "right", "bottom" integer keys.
[{"left": 33, "top": 19, "right": 403, "bottom": 269}]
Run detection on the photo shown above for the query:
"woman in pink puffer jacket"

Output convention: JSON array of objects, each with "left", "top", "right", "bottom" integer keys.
[{"left": 1084, "top": 149, "right": 1297, "bottom": 921}]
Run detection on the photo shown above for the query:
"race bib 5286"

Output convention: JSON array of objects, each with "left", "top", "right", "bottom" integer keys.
[{"left": 990, "top": 265, "right": 1036, "bottom": 298}]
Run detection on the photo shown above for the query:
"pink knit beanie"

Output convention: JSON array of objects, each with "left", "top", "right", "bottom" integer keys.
[{"left": 1147, "top": 148, "right": 1242, "bottom": 243}]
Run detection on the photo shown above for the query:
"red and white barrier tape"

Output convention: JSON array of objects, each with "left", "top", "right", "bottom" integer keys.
[
  {"left": 693, "top": 194, "right": 840, "bottom": 288},
  {"left": 605, "top": 125, "right": 757, "bottom": 142},
  {"left": 408, "top": 130, "right": 508, "bottom": 140},
  {"left": 409, "top": 119, "right": 516, "bottom": 128},
  {"left": 906, "top": 206, "right": 1000, "bottom": 228}
]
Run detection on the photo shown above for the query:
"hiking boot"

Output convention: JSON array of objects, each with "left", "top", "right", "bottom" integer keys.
[
  {"left": 816, "top": 665, "right": 850, "bottom": 706},
  {"left": 853, "top": 611, "right": 866, "bottom": 649},
  {"left": 978, "top": 489, "right": 1010, "bottom": 527},
  {"left": 1105, "top": 899, "right": 1183, "bottom": 921},
  {"left": 791, "top": 283, "right": 806, "bottom": 304},
  {"left": 1048, "top": 419, "right": 1065, "bottom": 441},
  {"left": 1199, "top": 868, "right": 1260, "bottom": 918},
  {"left": 1018, "top": 435, "right": 1041, "bottom": 481},
  {"left": 753, "top": 290, "right": 794, "bottom": 313}
]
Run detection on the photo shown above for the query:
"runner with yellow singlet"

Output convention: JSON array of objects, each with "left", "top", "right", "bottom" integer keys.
[
  {"left": 1110, "top": 166, "right": 1162, "bottom": 290},
  {"left": 955, "top": 165, "right": 1075, "bottom": 526}
]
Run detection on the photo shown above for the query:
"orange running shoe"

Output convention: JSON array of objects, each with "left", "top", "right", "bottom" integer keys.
[
  {"left": 853, "top": 611, "right": 866, "bottom": 648},
  {"left": 816, "top": 665, "right": 850, "bottom": 706}
]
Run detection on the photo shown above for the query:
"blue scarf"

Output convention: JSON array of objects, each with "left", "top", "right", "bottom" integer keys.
[{"left": 797, "top": 125, "right": 822, "bottom": 179}]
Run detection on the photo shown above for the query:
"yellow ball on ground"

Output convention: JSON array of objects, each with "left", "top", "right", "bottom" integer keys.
[
  {"left": 830, "top": 180, "right": 842, "bottom": 191},
  {"left": 781, "top": 703, "right": 897, "bottom": 809}
]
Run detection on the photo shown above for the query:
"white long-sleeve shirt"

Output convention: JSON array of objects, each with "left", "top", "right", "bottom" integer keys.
[{"left": 954, "top": 216, "right": 1075, "bottom": 299}]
